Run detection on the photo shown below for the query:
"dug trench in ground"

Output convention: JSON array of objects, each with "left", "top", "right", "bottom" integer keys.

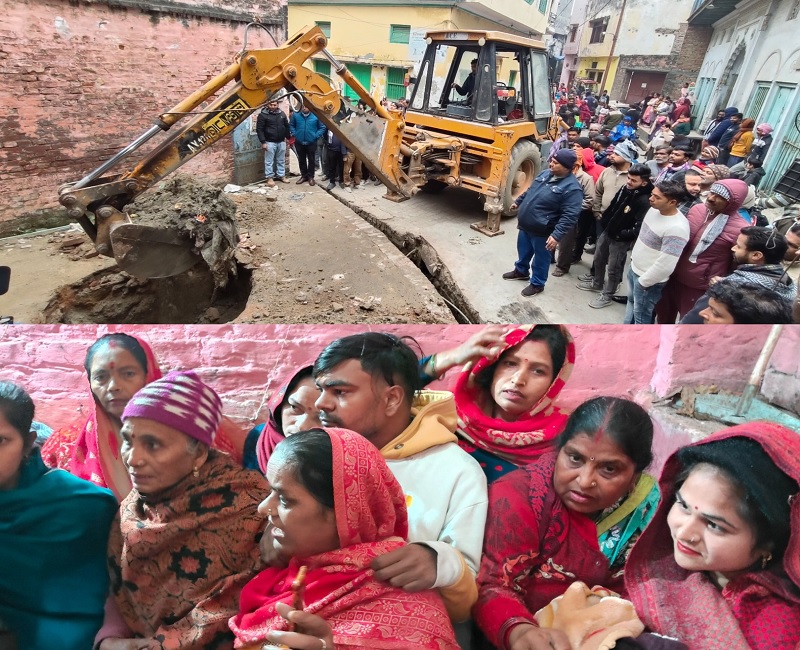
[{"left": 1, "top": 175, "right": 456, "bottom": 325}]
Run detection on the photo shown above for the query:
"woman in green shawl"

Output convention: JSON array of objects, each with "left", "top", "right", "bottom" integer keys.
[{"left": 0, "top": 381, "right": 117, "bottom": 650}]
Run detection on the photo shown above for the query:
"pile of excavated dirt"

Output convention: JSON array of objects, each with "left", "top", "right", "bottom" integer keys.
[
  {"left": 126, "top": 175, "right": 239, "bottom": 287},
  {"left": 41, "top": 264, "right": 251, "bottom": 324},
  {"left": 9, "top": 177, "right": 455, "bottom": 324}
]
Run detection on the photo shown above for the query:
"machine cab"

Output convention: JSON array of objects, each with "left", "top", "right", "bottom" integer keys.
[{"left": 407, "top": 30, "right": 552, "bottom": 134}]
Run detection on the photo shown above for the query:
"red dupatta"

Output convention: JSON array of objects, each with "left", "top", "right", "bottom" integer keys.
[
  {"left": 41, "top": 335, "right": 162, "bottom": 500},
  {"left": 255, "top": 364, "right": 314, "bottom": 474},
  {"left": 230, "top": 428, "right": 458, "bottom": 650},
  {"left": 454, "top": 325, "right": 575, "bottom": 466},
  {"left": 41, "top": 336, "right": 246, "bottom": 499},
  {"left": 625, "top": 422, "right": 800, "bottom": 650}
]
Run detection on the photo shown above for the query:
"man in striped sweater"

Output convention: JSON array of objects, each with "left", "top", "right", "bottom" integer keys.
[{"left": 624, "top": 180, "right": 690, "bottom": 324}]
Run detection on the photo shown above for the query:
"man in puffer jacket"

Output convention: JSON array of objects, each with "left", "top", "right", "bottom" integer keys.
[
  {"left": 501, "top": 148, "right": 583, "bottom": 297},
  {"left": 256, "top": 99, "right": 291, "bottom": 186},
  {"left": 579, "top": 163, "right": 653, "bottom": 308},
  {"left": 289, "top": 106, "right": 327, "bottom": 185},
  {"left": 655, "top": 178, "right": 749, "bottom": 322}
]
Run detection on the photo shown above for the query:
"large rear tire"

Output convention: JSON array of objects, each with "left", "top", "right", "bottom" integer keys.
[{"left": 501, "top": 140, "right": 541, "bottom": 216}]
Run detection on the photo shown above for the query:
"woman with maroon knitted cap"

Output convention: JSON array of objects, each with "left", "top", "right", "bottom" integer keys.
[{"left": 98, "top": 371, "right": 267, "bottom": 650}]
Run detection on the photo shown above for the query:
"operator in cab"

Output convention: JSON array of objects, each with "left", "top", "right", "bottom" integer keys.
[{"left": 451, "top": 59, "right": 477, "bottom": 104}]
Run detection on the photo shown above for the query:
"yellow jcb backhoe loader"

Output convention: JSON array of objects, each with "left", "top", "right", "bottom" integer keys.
[{"left": 58, "top": 23, "right": 561, "bottom": 279}]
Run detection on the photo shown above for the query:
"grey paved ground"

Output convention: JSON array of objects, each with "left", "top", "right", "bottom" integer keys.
[{"left": 326, "top": 179, "right": 627, "bottom": 324}]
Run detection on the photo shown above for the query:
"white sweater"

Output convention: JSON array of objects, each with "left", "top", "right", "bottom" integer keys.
[{"left": 631, "top": 208, "right": 690, "bottom": 287}]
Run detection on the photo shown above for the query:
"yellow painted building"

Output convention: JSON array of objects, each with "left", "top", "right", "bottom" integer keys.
[{"left": 287, "top": 0, "right": 553, "bottom": 102}]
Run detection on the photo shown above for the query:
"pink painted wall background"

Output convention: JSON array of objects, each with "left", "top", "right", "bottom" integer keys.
[{"left": 2, "top": 324, "right": 796, "bottom": 436}]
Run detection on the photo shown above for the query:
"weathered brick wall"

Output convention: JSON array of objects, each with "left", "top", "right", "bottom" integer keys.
[
  {"left": 0, "top": 0, "right": 284, "bottom": 225},
  {"left": 610, "top": 23, "right": 713, "bottom": 102},
  {"left": 0, "top": 324, "right": 787, "bottom": 432}
]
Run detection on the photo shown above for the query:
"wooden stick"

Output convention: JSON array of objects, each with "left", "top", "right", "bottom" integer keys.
[{"left": 288, "top": 565, "right": 308, "bottom": 633}]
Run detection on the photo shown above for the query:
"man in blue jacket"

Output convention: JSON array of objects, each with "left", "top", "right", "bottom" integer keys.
[
  {"left": 290, "top": 105, "right": 327, "bottom": 185},
  {"left": 502, "top": 148, "right": 583, "bottom": 296}
]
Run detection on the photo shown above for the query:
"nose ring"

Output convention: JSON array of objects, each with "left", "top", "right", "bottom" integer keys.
[
  {"left": 591, "top": 481, "right": 597, "bottom": 487},
  {"left": 689, "top": 536, "right": 698, "bottom": 544},
  {"left": 266, "top": 508, "right": 273, "bottom": 516}
]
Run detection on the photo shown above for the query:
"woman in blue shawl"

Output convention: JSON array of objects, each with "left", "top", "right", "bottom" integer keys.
[{"left": 0, "top": 381, "right": 117, "bottom": 650}]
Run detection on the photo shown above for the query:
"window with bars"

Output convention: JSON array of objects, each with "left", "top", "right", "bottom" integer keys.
[
  {"left": 315, "top": 21, "right": 331, "bottom": 37},
  {"left": 539, "top": 0, "right": 548, "bottom": 13},
  {"left": 589, "top": 18, "right": 608, "bottom": 44},
  {"left": 790, "top": 0, "right": 800, "bottom": 20},
  {"left": 569, "top": 24, "right": 578, "bottom": 42},
  {"left": 389, "top": 24, "right": 411, "bottom": 44}
]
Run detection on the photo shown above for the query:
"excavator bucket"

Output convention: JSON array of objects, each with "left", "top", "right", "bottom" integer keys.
[{"left": 109, "top": 223, "right": 199, "bottom": 279}]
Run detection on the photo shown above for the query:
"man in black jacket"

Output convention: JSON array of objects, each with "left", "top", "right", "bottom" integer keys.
[
  {"left": 256, "top": 99, "right": 290, "bottom": 186},
  {"left": 577, "top": 163, "right": 653, "bottom": 308}
]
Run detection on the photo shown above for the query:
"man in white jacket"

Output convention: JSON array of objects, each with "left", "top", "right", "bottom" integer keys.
[
  {"left": 313, "top": 332, "right": 488, "bottom": 627},
  {"left": 625, "top": 180, "right": 690, "bottom": 324}
]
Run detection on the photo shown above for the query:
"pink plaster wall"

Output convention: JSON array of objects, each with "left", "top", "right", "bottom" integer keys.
[
  {"left": 762, "top": 325, "right": 800, "bottom": 414},
  {"left": 0, "top": 324, "right": 785, "bottom": 433}
]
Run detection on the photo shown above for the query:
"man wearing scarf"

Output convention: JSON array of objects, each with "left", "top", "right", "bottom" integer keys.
[{"left": 655, "top": 179, "right": 749, "bottom": 323}]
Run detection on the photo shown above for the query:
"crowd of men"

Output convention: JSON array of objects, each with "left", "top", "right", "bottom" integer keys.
[{"left": 504, "top": 85, "right": 798, "bottom": 324}]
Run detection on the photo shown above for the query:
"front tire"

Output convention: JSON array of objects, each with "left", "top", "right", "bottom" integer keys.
[{"left": 502, "top": 140, "right": 541, "bottom": 216}]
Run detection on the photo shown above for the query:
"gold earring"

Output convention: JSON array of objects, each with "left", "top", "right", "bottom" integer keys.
[
  {"left": 192, "top": 465, "right": 200, "bottom": 478},
  {"left": 762, "top": 553, "right": 772, "bottom": 570}
]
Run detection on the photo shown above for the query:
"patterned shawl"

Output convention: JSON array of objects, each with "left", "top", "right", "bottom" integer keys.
[
  {"left": 625, "top": 422, "right": 800, "bottom": 650},
  {"left": 108, "top": 450, "right": 267, "bottom": 649},
  {"left": 41, "top": 336, "right": 246, "bottom": 500},
  {"left": 40, "top": 335, "right": 162, "bottom": 499},
  {"left": 230, "top": 428, "right": 459, "bottom": 650},
  {"left": 454, "top": 325, "right": 575, "bottom": 467},
  {"left": 255, "top": 364, "right": 315, "bottom": 474}
]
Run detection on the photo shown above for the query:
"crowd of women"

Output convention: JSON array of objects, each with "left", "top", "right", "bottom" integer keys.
[{"left": 1, "top": 326, "right": 798, "bottom": 650}]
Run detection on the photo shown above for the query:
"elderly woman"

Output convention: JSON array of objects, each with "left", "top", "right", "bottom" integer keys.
[
  {"left": 474, "top": 397, "right": 659, "bottom": 650},
  {"left": 42, "top": 333, "right": 245, "bottom": 499},
  {"left": 251, "top": 364, "right": 321, "bottom": 472},
  {"left": 230, "top": 428, "right": 459, "bottom": 650},
  {"left": 626, "top": 421, "right": 800, "bottom": 649},
  {"left": 425, "top": 325, "right": 574, "bottom": 482},
  {"left": 98, "top": 371, "right": 267, "bottom": 649},
  {"left": 0, "top": 381, "right": 117, "bottom": 650}
]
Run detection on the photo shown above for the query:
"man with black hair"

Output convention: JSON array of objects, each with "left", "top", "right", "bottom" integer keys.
[
  {"left": 654, "top": 145, "right": 693, "bottom": 184},
  {"left": 674, "top": 168, "right": 704, "bottom": 215},
  {"left": 624, "top": 180, "right": 690, "bottom": 324},
  {"left": 452, "top": 58, "right": 477, "bottom": 102},
  {"left": 578, "top": 163, "right": 653, "bottom": 308},
  {"left": 591, "top": 135, "right": 612, "bottom": 167},
  {"left": 699, "top": 280, "right": 793, "bottom": 324},
  {"left": 311, "top": 332, "right": 487, "bottom": 626},
  {"left": 566, "top": 127, "right": 581, "bottom": 145},
  {"left": 716, "top": 112, "right": 743, "bottom": 166},
  {"left": 682, "top": 226, "right": 796, "bottom": 323}
]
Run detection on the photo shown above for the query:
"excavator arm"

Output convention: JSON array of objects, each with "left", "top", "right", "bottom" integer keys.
[{"left": 58, "top": 25, "right": 414, "bottom": 278}]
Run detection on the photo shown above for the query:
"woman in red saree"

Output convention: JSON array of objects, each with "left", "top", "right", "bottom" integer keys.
[
  {"left": 625, "top": 421, "right": 800, "bottom": 650},
  {"left": 230, "top": 427, "right": 459, "bottom": 650},
  {"left": 474, "top": 396, "right": 659, "bottom": 650},
  {"left": 428, "top": 325, "right": 574, "bottom": 482},
  {"left": 42, "top": 333, "right": 246, "bottom": 499}
]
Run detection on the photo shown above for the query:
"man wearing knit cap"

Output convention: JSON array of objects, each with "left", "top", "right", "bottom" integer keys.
[
  {"left": 502, "top": 148, "right": 583, "bottom": 296},
  {"left": 655, "top": 178, "right": 749, "bottom": 323}
]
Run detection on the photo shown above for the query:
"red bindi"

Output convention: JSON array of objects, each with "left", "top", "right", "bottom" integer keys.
[
  {"left": 694, "top": 506, "right": 699, "bottom": 510},
  {"left": 109, "top": 362, "right": 116, "bottom": 369}
]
